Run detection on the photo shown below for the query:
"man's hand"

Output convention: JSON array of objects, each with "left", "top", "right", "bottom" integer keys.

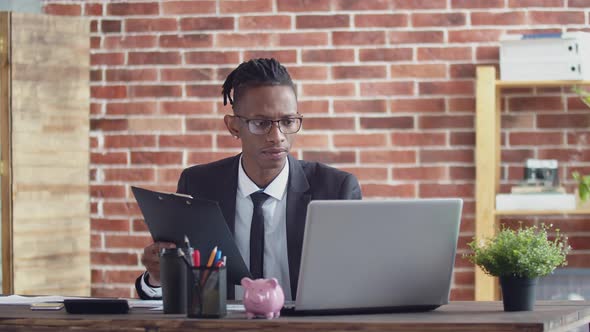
[{"left": 141, "top": 242, "right": 176, "bottom": 286}]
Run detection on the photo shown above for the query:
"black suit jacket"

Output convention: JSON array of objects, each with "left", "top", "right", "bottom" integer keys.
[{"left": 135, "top": 154, "right": 362, "bottom": 299}]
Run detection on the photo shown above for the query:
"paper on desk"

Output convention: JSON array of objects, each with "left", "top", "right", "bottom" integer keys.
[
  {"left": 0, "top": 295, "right": 65, "bottom": 305},
  {"left": 127, "top": 299, "right": 162, "bottom": 308}
]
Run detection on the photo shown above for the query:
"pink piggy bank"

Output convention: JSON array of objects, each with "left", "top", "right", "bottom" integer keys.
[{"left": 241, "top": 277, "right": 285, "bottom": 319}]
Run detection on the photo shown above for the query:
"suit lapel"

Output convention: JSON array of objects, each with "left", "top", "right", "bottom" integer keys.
[
  {"left": 285, "top": 154, "right": 311, "bottom": 299},
  {"left": 214, "top": 154, "right": 240, "bottom": 234}
]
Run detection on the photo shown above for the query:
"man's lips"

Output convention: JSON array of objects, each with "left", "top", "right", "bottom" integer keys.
[{"left": 261, "top": 148, "right": 288, "bottom": 154}]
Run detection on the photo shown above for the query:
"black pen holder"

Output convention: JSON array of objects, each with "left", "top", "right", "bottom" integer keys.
[{"left": 187, "top": 266, "right": 227, "bottom": 318}]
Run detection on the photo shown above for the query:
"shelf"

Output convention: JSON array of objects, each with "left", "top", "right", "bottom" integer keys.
[
  {"left": 495, "top": 209, "right": 590, "bottom": 216},
  {"left": 496, "top": 80, "right": 590, "bottom": 88}
]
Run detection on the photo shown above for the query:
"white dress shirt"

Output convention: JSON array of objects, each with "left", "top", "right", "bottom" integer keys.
[
  {"left": 234, "top": 156, "right": 291, "bottom": 301},
  {"left": 140, "top": 157, "right": 292, "bottom": 300}
]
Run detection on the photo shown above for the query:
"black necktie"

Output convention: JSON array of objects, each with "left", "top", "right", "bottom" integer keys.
[{"left": 250, "top": 191, "right": 269, "bottom": 279}]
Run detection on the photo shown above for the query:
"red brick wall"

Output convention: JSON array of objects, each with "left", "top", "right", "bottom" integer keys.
[{"left": 41, "top": 0, "right": 590, "bottom": 299}]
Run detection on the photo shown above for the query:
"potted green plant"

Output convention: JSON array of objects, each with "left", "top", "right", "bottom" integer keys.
[
  {"left": 572, "top": 171, "right": 590, "bottom": 209},
  {"left": 464, "top": 223, "right": 570, "bottom": 311}
]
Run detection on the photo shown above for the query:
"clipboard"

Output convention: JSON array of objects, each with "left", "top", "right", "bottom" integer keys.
[{"left": 131, "top": 186, "right": 251, "bottom": 286}]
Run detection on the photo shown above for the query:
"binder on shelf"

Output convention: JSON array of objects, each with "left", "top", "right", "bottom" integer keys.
[
  {"left": 496, "top": 193, "right": 576, "bottom": 211},
  {"left": 500, "top": 32, "right": 590, "bottom": 81}
]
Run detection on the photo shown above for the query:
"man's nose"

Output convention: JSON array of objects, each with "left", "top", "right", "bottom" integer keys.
[{"left": 266, "top": 122, "right": 285, "bottom": 142}]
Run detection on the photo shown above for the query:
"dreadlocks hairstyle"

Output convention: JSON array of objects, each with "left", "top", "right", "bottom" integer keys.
[{"left": 222, "top": 58, "right": 295, "bottom": 111}]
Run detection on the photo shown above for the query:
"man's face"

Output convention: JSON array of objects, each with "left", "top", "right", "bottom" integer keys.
[{"left": 227, "top": 85, "right": 299, "bottom": 172}]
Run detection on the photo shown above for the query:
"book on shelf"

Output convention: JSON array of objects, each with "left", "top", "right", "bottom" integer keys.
[
  {"left": 510, "top": 185, "right": 566, "bottom": 194},
  {"left": 496, "top": 193, "right": 576, "bottom": 211}
]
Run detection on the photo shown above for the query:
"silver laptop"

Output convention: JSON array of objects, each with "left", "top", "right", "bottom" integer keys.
[{"left": 282, "top": 199, "right": 463, "bottom": 315}]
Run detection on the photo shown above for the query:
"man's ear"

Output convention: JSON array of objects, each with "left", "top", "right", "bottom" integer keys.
[{"left": 224, "top": 114, "right": 240, "bottom": 138}]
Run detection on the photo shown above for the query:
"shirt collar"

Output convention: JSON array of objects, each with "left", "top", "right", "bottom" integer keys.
[{"left": 237, "top": 156, "right": 289, "bottom": 201}]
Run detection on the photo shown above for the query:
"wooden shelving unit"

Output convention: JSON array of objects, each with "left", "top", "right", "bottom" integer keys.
[{"left": 474, "top": 66, "right": 590, "bottom": 301}]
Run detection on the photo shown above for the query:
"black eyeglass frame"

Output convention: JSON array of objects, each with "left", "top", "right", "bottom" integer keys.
[{"left": 233, "top": 114, "right": 304, "bottom": 135}]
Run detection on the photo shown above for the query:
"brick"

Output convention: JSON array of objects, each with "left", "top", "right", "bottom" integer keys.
[
  {"left": 278, "top": 0, "right": 331, "bottom": 11},
  {"left": 343, "top": 167, "right": 388, "bottom": 181},
  {"left": 90, "top": 137, "right": 99, "bottom": 149},
  {"left": 129, "top": 85, "right": 182, "bottom": 98},
  {"left": 90, "top": 20, "right": 98, "bottom": 33},
  {"left": 569, "top": 0, "right": 590, "bottom": 6},
  {"left": 104, "top": 36, "right": 157, "bottom": 49},
  {"left": 453, "top": 271, "right": 475, "bottom": 287},
  {"left": 510, "top": 96, "right": 565, "bottom": 112},
  {"left": 292, "top": 134, "right": 330, "bottom": 148},
  {"left": 448, "top": 98, "right": 475, "bottom": 113},
  {"left": 420, "top": 183, "right": 474, "bottom": 198},
  {"left": 107, "top": 2, "right": 159, "bottom": 15},
  {"left": 538, "top": 114, "right": 590, "bottom": 128},
  {"left": 420, "top": 149, "right": 473, "bottom": 163},
  {"left": 296, "top": 15, "right": 349, "bottom": 29},
  {"left": 161, "top": 101, "right": 215, "bottom": 115},
  {"left": 288, "top": 66, "right": 329, "bottom": 80},
  {"left": 91, "top": 152, "right": 128, "bottom": 164},
  {"left": 279, "top": 32, "right": 328, "bottom": 46},
  {"left": 391, "top": 0, "right": 446, "bottom": 9},
  {"left": 360, "top": 150, "right": 416, "bottom": 164},
  {"left": 91, "top": 119, "right": 129, "bottom": 131},
  {"left": 391, "top": 98, "right": 445, "bottom": 113},
  {"left": 158, "top": 168, "right": 184, "bottom": 183},
  {"left": 391, "top": 132, "right": 446, "bottom": 146},
  {"left": 450, "top": 132, "right": 475, "bottom": 146},
  {"left": 477, "top": 46, "right": 499, "bottom": 60},
  {"left": 90, "top": 202, "right": 98, "bottom": 215},
  {"left": 186, "top": 119, "right": 228, "bottom": 131},
  {"left": 450, "top": 166, "right": 475, "bottom": 181},
  {"left": 239, "top": 15, "right": 291, "bottom": 30},
  {"left": 128, "top": 118, "right": 182, "bottom": 132},
  {"left": 393, "top": 166, "right": 447, "bottom": 180},
  {"left": 360, "top": 116, "right": 414, "bottom": 129},
  {"left": 159, "top": 135, "right": 213, "bottom": 148},
  {"left": 104, "top": 135, "right": 157, "bottom": 148},
  {"left": 332, "top": 65, "right": 387, "bottom": 79},
  {"left": 161, "top": 68, "right": 215, "bottom": 81},
  {"left": 162, "top": 1, "right": 216, "bottom": 14},
  {"left": 451, "top": 0, "right": 504, "bottom": 8},
  {"left": 302, "top": 83, "right": 355, "bottom": 97},
  {"left": 568, "top": 96, "right": 589, "bottom": 110},
  {"left": 91, "top": 252, "right": 137, "bottom": 266},
  {"left": 298, "top": 100, "right": 329, "bottom": 114},
  {"left": 509, "top": 0, "right": 564, "bottom": 6},
  {"left": 333, "top": 31, "right": 385, "bottom": 45},
  {"left": 568, "top": 132, "right": 590, "bottom": 145},
  {"left": 216, "top": 33, "right": 273, "bottom": 47},
  {"left": 333, "top": 0, "right": 390, "bottom": 10},
  {"left": 44, "top": 3, "right": 81, "bottom": 16},
  {"left": 186, "top": 84, "right": 221, "bottom": 98},
  {"left": 362, "top": 184, "right": 415, "bottom": 198},
  {"left": 101, "top": 20, "right": 121, "bottom": 33},
  {"left": 102, "top": 201, "right": 140, "bottom": 218},
  {"left": 419, "top": 115, "right": 473, "bottom": 129},
  {"left": 567, "top": 254, "right": 590, "bottom": 268},
  {"left": 91, "top": 287, "right": 132, "bottom": 299},
  {"left": 160, "top": 34, "right": 212, "bottom": 48},
  {"left": 85, "top": 3, "right": 103, "bottom": 16},
  {"left": 471, "top": 12, "right": 526, "bottom": 25},
  {"left": 107, "top": 102, "right": 157, "bottom": 115},
  {"left": 131, "top": 152, "right": 183, "bottom": 165},
  {"left": 302, "top": 49, "right": 355, "bottom": 63},
  {"left": 91, "top": 184, "right": 126, "bottom": 199},
  {"left": 91, "top": 218, "right": 130, "bottom": 232},
  {"left": 132, "top": 219, "right": 149, "bottom": 232},
  {"left": 502, "top": 114, "right": 534, "bottom": 128},
  {"left": 334, "top": 134, "right": 387, "bottom": 147},
  {"left": 186, "top": 51, "right": 240, "bottom": 65},
  {"left": 125, "top": 18, "right": 178, "bottom": 32},
  {"left": 389, "top": 31, "right": 444, "bottom": 44},
  {"left": 418, "top": 47, "right": 472, "bottom": 61},
  {"left": 301, "top": 151, "right": 356, "bottom": 164},
  {"left": 128, "top": 52, "right": 181, "bottom": 65},
  {"left": 105, "top": 235, "right": 152, "bottom": 249},
  {"left": 91, "top": 70, "right": 102, "bottom": 82},
  {"left": 188, "top": 152, "right": 239, "bottom": 164},
  {"left": 91, "top": 103, "right": 103, "bottom": 116},
  {"left": 219, "top": 0, "right": 272, "bottom": 13},
  {"left": 91, "top": 36, "right": 101, "bottom": 49},
  {"left": 530, "top": 11, "right": 585, "bottom": 24},
  {"left": 106, "top": 69, "right": 158, "bottom": 82},
  {"left": 420, "top": 81, "right": 474, "bottom": 95},
  {"left": 359, "top": 48, "right": 412, "bottom": 62},
  {"left": 360, "top": 82, "right": 414, "bottom": 96},
  {"left": 91, "top": 86, "right": 127, "bottom": 99},
  {"left": 104, "top": 168, "right": 155, "bottom": 182},
  {"left": 180, "top": 17, "right": 234, "bottom": 31},
  {"left": 391, "top": 64, "right": 446, "bottom": 78},
  {"left": 355, "top": 14, "right": 408, "bottom": 27},
  {"left": 501, "top": 149, "right": 534, "bottom": 163},
  {"left": 216, "top": 135, "right": 243, "bottom": 149},
  {"left": 538, "top": 148, "right": 590, "bottom": 162},
  {"left": 412, "top": 13, "right": 466, "bottom": 27},
  {"left": 302, "top": 117, "right": 355, "bottom": 130},
  {"left": 333, "top": 100, "right": 387, "bottom": 113},
  {"left": 449, "top": 63, "right": 478, "bottom": 79},
  {"left": 509, "top": 132, "right": 563, "bottom": 146},
  {"left": 243, "top": 50, "right": 297, "bottom": 63},
  {"left": 449, "top": 30, "right": 503, "bottom": 43},
  {"left": 91, "top": 53, "right": 125, "bottom": 66},
  {"left": 103, "top": 270, "right": 147, "bottom": 283}
]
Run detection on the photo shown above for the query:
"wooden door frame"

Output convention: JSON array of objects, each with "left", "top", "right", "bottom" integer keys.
[{"left": 0, "top": 11, "right": 12, "bottom": 295}]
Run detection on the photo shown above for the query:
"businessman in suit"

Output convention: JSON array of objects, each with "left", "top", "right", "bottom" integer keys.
[{"left": 136, "top": 58, "right": 362, "bottom": 300}]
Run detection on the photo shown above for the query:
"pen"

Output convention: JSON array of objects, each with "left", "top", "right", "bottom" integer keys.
[
  {"left": 213, "top": 249, "right": 222, "bottom": 265},
  {"left": 184, "top": 235, "right": 194, "bottom": 266},
  {"left": 206, "top": 246, "right": 218, "bottom": 268}
]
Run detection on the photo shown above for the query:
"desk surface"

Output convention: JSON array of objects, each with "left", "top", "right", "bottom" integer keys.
[{"left": 0, "top": 301, "right": 589, "bottom": 332}]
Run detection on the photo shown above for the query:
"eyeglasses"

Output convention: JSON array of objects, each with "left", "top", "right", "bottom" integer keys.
[{"left": 234, "top": 115, "right": 303, "bottom": 135}]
